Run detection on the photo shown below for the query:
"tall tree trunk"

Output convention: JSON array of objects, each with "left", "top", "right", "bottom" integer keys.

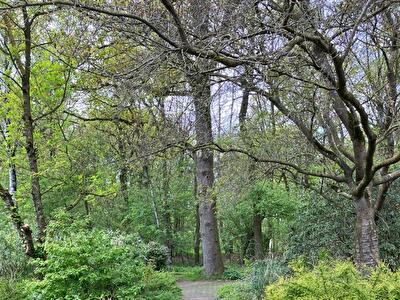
[
  {"left": 119, "top": 167, "right": 128, "bottom": 204},
  {"left": 141, "top": 162, "right": 160, "bottom": 228},
  {"left": 239, "top": 85, "right": 264, "bottom": 260},
  {"left": 117, "top": 126, "right": 129, "bottom": 204},
  {"left": 21, "top": 8, "right": 46, "bottom": 243},
  {"left": 354, "top": 192, "right": 379, "bottom": 268},
  {"left": 190, "top": 74, "right": 224, "bottom": 276},
  {"left": 162, "top": 159, "right": 173, "bottom": 266}
]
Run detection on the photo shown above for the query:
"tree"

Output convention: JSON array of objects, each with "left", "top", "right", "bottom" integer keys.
[{"left": 1, "top": 0, "right": 399, "bottom": 270}]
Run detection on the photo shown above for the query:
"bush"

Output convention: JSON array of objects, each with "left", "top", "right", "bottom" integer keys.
[
  {"left": 0, "top": 277, "right": 27, "bottom": 300},
  {"left": 0, "top": 220, "right": 30, "bottom": 279},
  {"left": 218, "top": 258, "right": 288, "bottom": 300},
  {"left": 170, "top": 266, "right": 204, "bottom": 281},
  {"left": 217, "top": 282, "right": 254, "bottom": 300},
  {"left": 250, "top": 258, "right": 289, "bottom": 297},
  {"left": 265, "top": 260, "right": 400, "bottom": 299},
  {"left": 26, "top": 211, "right": 180, "bottom": 300},
  {"left": 223, "top": 264, "right": 246, "bottom": 280},
  {"left": 144, "top": 241, "right": 168, "bottom": 270}
]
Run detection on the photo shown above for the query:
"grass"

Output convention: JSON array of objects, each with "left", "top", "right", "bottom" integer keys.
[
  {"left": 170, "top": 266, "right": 206, "bottom": 281},
  {"left": 170, "top": 264, "right": 246, "bottom": 281}
]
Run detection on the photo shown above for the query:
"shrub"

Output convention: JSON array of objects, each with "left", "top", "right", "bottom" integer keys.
[
  {"left": 26, "top": 211, "right": 180, "bottom": 300},
  {"left": 170, "top": 265, "right": 204, "bottom": 281},
  {"left": 0, "top": 220, "right": 30, "bottom": 279},
  {"left": 0, "top": 277, "right": 27, "bottom": 300},
  {"left": 217, "top": 282, "right": 254, "bottom": 300},
  {"left": 144, "top": 241, "right": 168, "bottom": 270},
  {"left": 250, "top": 258, "right": 289, "bottom": 298},
  {"left": 223, "top": 264, "right": 246, "bottom": 280},
  {"left": 265, "top": 260, "right": 400, "bottom": 300},
  {"left": 218, "top": 258, "right": 288, "bottom": 300}
]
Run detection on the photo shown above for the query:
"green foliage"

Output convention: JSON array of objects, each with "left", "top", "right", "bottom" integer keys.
[
  {"left": 217, "top": 282, "right": 254, "bottom": 300},
  {"left": 144, "top": 241, "right": 168, "bottom": 270},
  {"left": 170, "top": 266, "right": 205, "bottom": 281},
  {"left": 250, "top": 258, "right": 289, "bottom": 297},
  {"left": 0, "top": 277, "right": 27, "bottom": 300},
  {"left": 218, "top": 258, "right": 288, "bottom": 300},
  {"left": 26, "top": 211, "right": 180, "bottom": 300},
  {"left": 286, "top": 188, "right": 400, "bottom": 269},
  {"left": 223, "top": 264, "right": 246, "bottom": 280},
  {"left": 265, "top": 260, "right": 400, "bottom": 300},
  {"left": 377, "top": 183, "right": 400, "bottom": 269},
  {"left": 0, "top": 219, "right": 30, "bottom": 279},
  {"left": 246, "top": 182, "right": 299, "bottom": 218},
  {"left": 286, "top": 193, "right": 353, "bottom": 264}
]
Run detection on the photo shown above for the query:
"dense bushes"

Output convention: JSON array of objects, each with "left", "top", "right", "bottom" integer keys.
[
  {"left": 265, "top": 260, "right": 400, "bottom": 299},
  {"left": 287, "top": 188, "right": 400, "bottom": 269},
  {"left": 0, "top": 220, "right": 30, "bottom": 280},
  {"left": 144, "top": 241, "right": 168, "bottom": 270},
  {"left": 19, "top": 211, "right": 180, "bottom": 300},
  {"left": 218, "top": 258, "right": 288, "bottom": 300},
  {"left": 0, "top": 219, "right": 30, "bottom": 300}
]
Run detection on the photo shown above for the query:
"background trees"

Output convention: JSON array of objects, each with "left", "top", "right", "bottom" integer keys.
[{"left": 0, "top": 0, "right": 399, "bottom": 289}]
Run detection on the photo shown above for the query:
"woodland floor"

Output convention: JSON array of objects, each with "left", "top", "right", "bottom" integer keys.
[{"left": 177, "top": 280, "right": 232, "bottom": 300}]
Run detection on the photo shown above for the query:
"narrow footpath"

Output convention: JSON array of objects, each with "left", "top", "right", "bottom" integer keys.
[{"left": 177, "top": 280, "right": 232, "bottom": 300}]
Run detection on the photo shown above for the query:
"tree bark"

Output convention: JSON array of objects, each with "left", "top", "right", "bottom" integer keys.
[
  {"left": 117, "top": 127, "right": 129, "bottom": 205},
  {"left": 190, "top": 74, "right": 224, "bottom": 276},
  {"left": 193, "top": 161, "right": 201, "bottom": 265},
  {"left": 194, "top": 203, "right": 201, "bottom": 265},
  {"left": 0, "top": 185, "right": 36, "bottom": 258},
  {"left": 354, "top": 192, "right": 379, "bottom": 268},
  {"left": 162, "top": 159, "right": 173, "bottom": 266},
  {"left": 21, "top": 8, "right": 46, "bottom": 243}
]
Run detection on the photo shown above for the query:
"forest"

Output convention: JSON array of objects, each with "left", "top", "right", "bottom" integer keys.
[{"left": 0, "top": 0, "right": 400, "bottom": 299}]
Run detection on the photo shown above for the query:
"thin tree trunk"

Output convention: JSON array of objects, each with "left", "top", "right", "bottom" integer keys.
[
  {"left": 162, "top": 159, "right": 173, "bottom": 266},
  {"left": 142, "top": 163, "right": 160, "bottom": 228},
  {"left": 241, "top": 228, "right": 253, "bottom": 263},
  {"left": 253, "top": 212, "right": 264, "bottom": 260},
  {"left": 354, "top": 192, "right": 379, "bottom": 268},
  {"left": 193, "top": 160, "right": 201, "bottom": 265},
  {"left": 194, "top": 203, "right": 201, "bottom": 265},
  {"left": 119, "top": 167, "right": 129, "bottom": 204},
  {"left": 239, "top": 86, "right": 264, "bottom": 260},
  {"left": 20, "top": 8, "right": 46, "bottom": 243},
  {"left": 9, "top": 162, "right": 17, "bottom": 195}
]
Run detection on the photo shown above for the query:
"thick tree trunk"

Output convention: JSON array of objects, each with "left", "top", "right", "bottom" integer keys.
[
  {"left": 253, "top": 212, "right": 264, "bottom": 260},
  {"left": 354, "top": 193, "right": 379, "bottom": 268},
  {"left": 190, "top": 74, "right": 224, "bottom": 276}
]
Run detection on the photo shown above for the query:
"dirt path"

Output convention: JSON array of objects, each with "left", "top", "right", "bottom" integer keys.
[{"left": 177, "top": 280, "right": 232, "bottom": 300}]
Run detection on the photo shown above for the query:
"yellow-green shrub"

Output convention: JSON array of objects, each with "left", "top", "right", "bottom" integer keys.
[{"left": 265, "top": 260, "right": 400, "bottom": 299}]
